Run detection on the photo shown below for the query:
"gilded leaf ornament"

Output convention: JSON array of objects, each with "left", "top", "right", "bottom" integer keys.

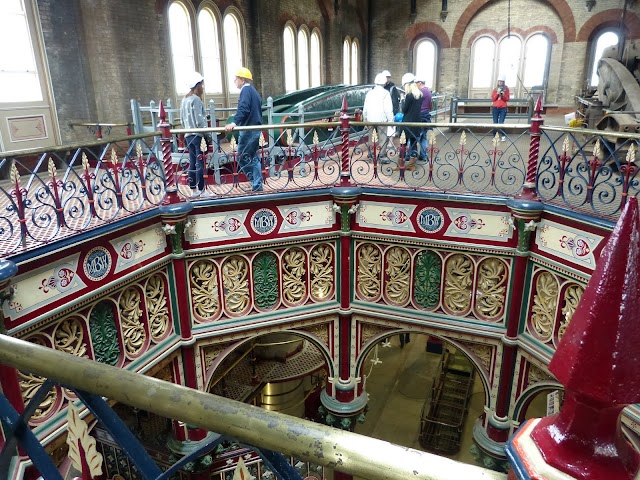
[
  {"left": 444, "top": 254, "right": 473, "bottom": 314},
  {"left": 222, "top": 256, "right": 251, "bottom": 313},
  {"left": 527, "top": 364, "right": 552, "bottom": 386},
  {"left": 19, "top": 371, "right": 57, "bottom": 420},
  {"left": 119, "top": 288, "right": 146, "bottom": 355},
  {"left": 475, "top": 258, "right": 507, "bottom": 319},
  {"left": 54, "top": 318, "right": 87, "bottom": 357},
  {"left": 384, "top": 247, "right": 411, "bottom": 305},
  {"left": 530, "top": 271, "right": 558, "bottom": 341},
  {"left": 356, "top": 244, "right": 382, "bottom": 299},
  {"left": 67, "top": 403, "right": 103, "bottom": 477},
  {"left": 558, "top": 283, "right": 584, "bottom": 342},
  {"left": 191, "top": 260, "right": 220, "bottom": 320},
  {"left": 413, "top": 250, "right": 442, "bottom": 309},
  {"left": 310, "top": 244, "right": 334, "bottom": 301},
  {"left": 283, "top": 247, "right": 307, "bottom": 304},
  {"left": 89, "top": 303, "right": 121, "bottom": 365},
  {"left": 253, "top": 252, "right": 279, "bottom": 309},
  {"left": 145, "top": 274, "right": 170, "bottom": 340}
]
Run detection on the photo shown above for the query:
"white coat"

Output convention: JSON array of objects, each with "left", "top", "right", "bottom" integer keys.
[{"left": 363, "top": 85, "right": 395, "bottom": 136}]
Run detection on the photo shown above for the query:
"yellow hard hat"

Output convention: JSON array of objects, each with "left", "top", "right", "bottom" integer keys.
[{"left": 236, "top": 67, "right": 253, "bottom": 81}]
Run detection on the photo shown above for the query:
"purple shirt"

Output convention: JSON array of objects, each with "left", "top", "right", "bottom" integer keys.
[{"left": 420, "top": 87, "right": 432, "bottom": 113}]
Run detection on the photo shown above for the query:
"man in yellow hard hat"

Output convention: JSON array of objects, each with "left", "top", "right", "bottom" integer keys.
[{"left": 225, "top": 67, "right": 263, "bottom": 191}]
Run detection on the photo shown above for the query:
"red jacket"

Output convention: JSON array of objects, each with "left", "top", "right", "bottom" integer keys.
[{"left": 492, "top": 86, "right": 510, "bottom": 108}]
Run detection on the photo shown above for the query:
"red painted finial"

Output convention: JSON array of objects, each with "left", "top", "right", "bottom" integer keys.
[
  {"left": 341, "top": 96, "right": 348, "bottom": 115},
  {"left": 531, "top": 197, "right": 640, "bottom": 479},
  {"left": 534, "top": 94, "right": 543, "bottom": 117},
  {"left": 159, "top": 101, "right": 167, "bottom": 123}
]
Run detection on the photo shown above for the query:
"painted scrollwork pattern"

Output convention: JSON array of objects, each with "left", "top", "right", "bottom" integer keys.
[
  {"left": 356, "top": 243, "right": 382, "bottom": 299},
  {"left": 54, "top": 318, "right": 87, "bottom": 357},
  {"left": 282, "top": 247, "right": 307, "bottom": 305},
  {"left": 530, "top": 271, "right": 559, "bottom": 342},
  {"left": 119, "top": 288, "right": 146, "bottom": 356},
  {"left": 527, "top": 364, "right": 552, "bottom": 387},
  {"left": 89, "top": 302, "right": 121, "bottom": 365},
  {"left": 222, "top": 256, "right": 251, "bottom": 314},
  {"left": 19, "top": 371, "right": 59, "bottom": 421},
  {"left": 145, "top": 274, "right": 170, "bottom": 340},
  {"left": 463, "top": 343, "right": 492, "bottom": 372},
  {"left": 384, "top": 247, "right": 411, "bottom": 305},
  {"left": 191, "top": 260, "right": 220, "bottom": 320},
  {"left": 310, "top": 244, "right": 334, "bottom": 301},
  {"left": 443, "top": 254, "right": 473, "bottom": 314},
  {"left": 253, "top": 252, "right": 279, "bottom": 309},
  {"left": 474, "top": 258, "right": 507, "bottom": 320},
  {"left": 558, "top": 283, "right": 584, "bottom": 342},
  {"left": 413, "top": 250, "right": 442, "bottom": 309}
]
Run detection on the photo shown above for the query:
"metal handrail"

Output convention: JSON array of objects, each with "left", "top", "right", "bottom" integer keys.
[{"left": 0, "top": 334, "right": 505, "bottom": 480}]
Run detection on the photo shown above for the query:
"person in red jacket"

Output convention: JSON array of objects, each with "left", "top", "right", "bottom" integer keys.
[{"left": 491, "top": 74, "right": 510, "bottom": 141}]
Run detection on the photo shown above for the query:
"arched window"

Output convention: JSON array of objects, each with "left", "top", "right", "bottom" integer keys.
[
  {"left": 350, "top": 39, "right": 359, "bottom": 85},
  {"left": 197, "top": 8, "right": 223, "bottom": 94},
  {"left": 589, "top": 30, "right": 619, "bottom": 86},
  {"left": 343, "top": 38, "right": 351, "bottom": 84},
  {"left": 223, "top": 13, "right": 244, "bottom": 93},
  {"left": 414, "top": 38, "right": 438, "bottom": 89},
  {"left": 498, "top": 35, "right": 522, "bottom": 90},
  {"left": 470, "top": 36, "right": 496, "bottom": 89},
  {"left": 523, "top": 34, "right": 550, "bottom": 88},
  {"left": 310, "top": 30, "right": 322, "bottom": 87},
  {"left": 283, "top": 25, "right": 297, "bottom": 92},
  {"left": 168, "top": 2, "right": 195, "bottom": 94},
  {"left": 298, "top": 29, "right": 310, "bottom": 90}
]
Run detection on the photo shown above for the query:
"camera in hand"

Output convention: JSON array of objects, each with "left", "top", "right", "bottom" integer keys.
[{"left": 497, "top": 86, "right": 506, "bottom": 94}]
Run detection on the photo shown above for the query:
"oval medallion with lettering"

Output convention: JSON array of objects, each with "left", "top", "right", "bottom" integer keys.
[
  {"left": 83, "top": 247, "right": 112, "bottom": 281},
  {"left": 417, "top": 207, "right": 444, "bottom": 234},
  {"left": 251, "top": 208, "right": 277, "bottom": 235}
]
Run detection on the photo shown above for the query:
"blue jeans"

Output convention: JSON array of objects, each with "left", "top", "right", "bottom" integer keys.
[
  {"left": 186, "top": 134, "right": 205, "bottom": 190},
  {"left": 237, "top": 129, "right": 263, "bottom": 191},
  {"left": 492, "top": 107, "right": 507, "bottom": 138},
  {"left": 418, "top": 112, "right": 432, "bottom": 160}
]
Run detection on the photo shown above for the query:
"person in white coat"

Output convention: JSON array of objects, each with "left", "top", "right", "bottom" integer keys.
[{"left": 363, "top": 72, "right": 394, "bottom": 161}]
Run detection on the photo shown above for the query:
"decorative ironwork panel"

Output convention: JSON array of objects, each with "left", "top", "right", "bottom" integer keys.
[
  {"left": 443, "top": 254, "right": 473, "bottom": 315},
  {"left": 253, "top": 251, "right": 279, "bottom": 309},
  {"left": 384, "top": 246, "right": 411, "bottom": 305},
  {"left": 529, "top": 271, "right": 559, "bottom": 343},
  {"left": 413, "top": 250, "right": 442, "bottom": 309},
  {"left": 310, "top": 243, "right": 334, "bottom": 301},
  {"left": 89, "top": 302, "right": 121, "bottom": 365},
  {"left": 54, "top": 318, "right": 87, "bottom": 357},
  {"left": 356, "top": 243, "right": 382, "bottom": 300},
  {"left": 19, "top": 371, "right": 59, "bottom": 422},
  {"left": 145, "top": 274, "right": 171, "bottom": 341},
  {"left": 118, "top": 287, "right": 147, "bottom": 356},
  {"left": 474, "top": 258, "right": 507, "bottom": 320},
  {"left": 556, "top": 283, "right": 584, "bottom": 344},
  {"left": 222, "top": 256, "right": 251, "bottom": 314},
  {"left": 190, "top": 260, "right": 221, "bottom": 321},
  {"left": 282, "top": 247, "right": 307, "bottom": 305}
]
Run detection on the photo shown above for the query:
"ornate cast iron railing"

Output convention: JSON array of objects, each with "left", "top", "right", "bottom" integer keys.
[{"left": 1, "top": 98, "right": 639, "bottom": 257}]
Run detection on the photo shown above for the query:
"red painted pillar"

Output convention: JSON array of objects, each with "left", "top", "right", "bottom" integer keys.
[
  {"left": 159, "top": 102, "right": 181, "bottom": 205},
  {"left": 339, "top": 97, "right": 352, "bottom": 187},
  {"left": 508, "top": 198, "right": 640, "bottom": 479},
  {"left": 520, "top": 95, "right": 543, "bottom": 201}
]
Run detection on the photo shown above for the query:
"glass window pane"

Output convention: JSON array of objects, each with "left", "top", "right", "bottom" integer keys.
[
  {"left": 284, "top": 26, "right": 297, "bottom": 92},
  {"left": 169, "top": 2, "right": 195, "bottom": 94},
  {"left": 224, "top": 14, "right": 243, "bottom": 93},
  {"left": 0, "top": 0, "right": 24, "bottom": 14},
  {"left": 198, "top": 9, "right": 223, "bottom": 94},
  {"left": 471, "top": 37, "right": 495, "bottom": 88},
  {"left": 498, "top": 36, "right": 522, "bottom": 88},
  {"left": 343, "top": 39, "right": 350, "bottom": 84},
  {"left": 523, "top": 34, "right": 548, "bottom": 87},
  {"left": 310, "top": 32, "right": 321, "bottom": 87},
  {"left": 590, "top": 31, "right": 618, "bottom": 86},
  {"left": 351, "top": 41, "right": 358, "bottom": 84},
  {"left": 0, "top": 72, "right": 42, "bottom": 102},
  {"left": 298, "top": 30, "right": 309, "bottom": 90},
  {"left": 415, "top": 39, "right": 436, "bottom": 89}
]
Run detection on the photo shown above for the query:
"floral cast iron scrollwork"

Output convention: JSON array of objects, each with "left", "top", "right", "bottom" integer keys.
[
  {"left": 474, "top": 258, "right": 507, "bottom": 320},
  {"left": 222, "top": 256, "right": 250, "bottom": 314},
  {"left": 54, "top": 318, "right": 87, "bottom": 357},
  {"left": 145, "top": 274, "right": 170, "bottom": 340},
  {"left": 310, "top": 243, "right": 334, "bottom": 300},
  {"left": 190, "top": 260, "right": 220, "bottom": 320},
  {"left": 356, "top": 243, "right": 382, "bottom": 300},
  {"left": 443, "top": 254, "right": 473, "bottom": 314},
  {"left": 384, "top": 247, "right": 411, "bottom": 305},
  {"left": 413, "top": 250, "right": 442, "bottom": 309},
  {"left": 282, "top": 247, "right": 307, "bottom": 305},
  {"left": 557, "top": 283, "right": 584, "bottom": 343},
  {"left": 253, "top": 251, "right": 279, "bottom": 309},
  {"left": 530, "top": 271, "right": 558, "bottom": 342},
  {"left": 119, "top": 287, "right": 146, "bottom": 356},
  {"left": 89, "top": 302, "right": 121, "bottom": 365}
]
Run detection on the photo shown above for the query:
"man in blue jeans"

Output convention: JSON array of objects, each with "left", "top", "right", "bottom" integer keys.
[
  {"left": 180, "top": 72, "right": 208, "bottom": 196},
  {"left": 225, "top": 67, "right": 263, "bottom": 191}
]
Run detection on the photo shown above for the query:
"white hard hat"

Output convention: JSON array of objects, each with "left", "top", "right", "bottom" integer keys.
[
  {"left": 401, "top": 73, "right": 415, "bottom": 85},
  {"left": 381, "top": 70, "right": 391, "bottom": 77},
  {"left": 187, "top": 72, "right": 204, "bottom": 90},
  {"left": 498, "top": 73, "right": 507, "bottom": 82},
  {"left": 374, "top": 73, "right": 387, "bottom": 85}
]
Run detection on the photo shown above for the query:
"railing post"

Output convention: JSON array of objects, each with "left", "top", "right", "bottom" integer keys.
[
  {"left": 520, "top": 95, "right": 544, "bottom": 200},
  {"left": 159, "top": 102, "right": 180, "bottom": 204},
  {"left": 340, "top": 96, "right": 352, "bottom": 186}
]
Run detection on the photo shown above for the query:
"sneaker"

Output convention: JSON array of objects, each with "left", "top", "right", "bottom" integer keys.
[
  {"left": 192, "top": 188, "right": 202, "bottom": 197},
  {"left": 501, "top": 136, "right": 507, "bottom": 142}
]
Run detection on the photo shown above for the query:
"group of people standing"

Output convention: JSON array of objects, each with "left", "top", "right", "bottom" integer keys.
[
  {"left": 362, "top": 70, "right": 432, "bottom": 169},
  {"left": 181, "top": 67, "right": 264, "bottom": 197}
]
